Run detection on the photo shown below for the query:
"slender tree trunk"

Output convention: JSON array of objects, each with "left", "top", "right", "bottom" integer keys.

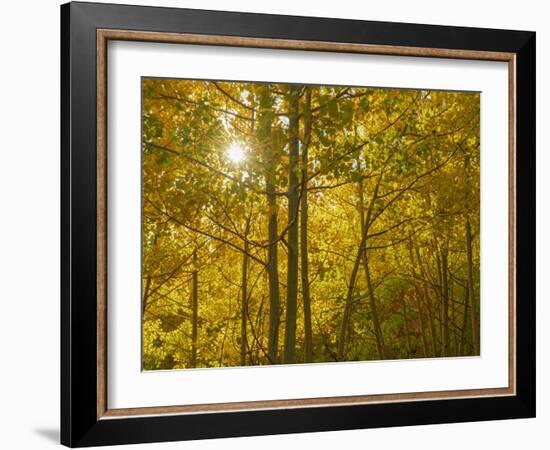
[
  {"left": 240, "top": 217, "right": 251, "bottom": 366},
  {"left": 266, "top": 199, "right": 280, "bottom": 364},
  {"left": 218, "top": 299, "right": 231, "bottom": 366},
  {"left": 142, "top": 275, "right": 152, "bottom": 315},
  {"left": 337, "top": 231, "right": 367, "bottom": 361},
  {"left": 415, "top": 289, "right": 429, "bottom": 357},
  {"left": 449, "top": 277, "right": 455, "bottom": 355},
  {"left": 142, "top": 226, "right": 160, "bottom": 314},
  {"left": 463, "top": 153, "right": 479, "bottom": 355},
  {"left": 283, "top": 85, "right": 301, "bottom": 364},
  {"left": 415, "top": 247, "right": 439, "bottom": 356},
  {"left": 259, "top": 86, "right": 281, "bottom": 364},
  {"left": 364, "top": 251, "right": 385, "bottom": 358},
  {"left": 424, "top": 283, "right": 439, "bottom": 357},
  {"left": 337, "top": 172, "right": 383, "bottom": 360},
  {"left": 459, "top": 285, "right": 470, "bottom": 355},
  {"left": 466, "top": 218, "right": 479, "bottom": 354},
  {"left": 436, "top": 247, "right": 450, "bottom": 357},
  {"left": 408, "top": 241, "right": 429, "bottom": 357},
  {"left": 401, "top": 293, "right": 412, "bottom": 357},
  {"left": 436, "top": 250, "right": 444, "bottom": 355},
  {"left": 440, "top": 247, "right": 450, "bottom": 356},
  {"left": 255, "top": 293, "right": 266, "bottom": 364},
  {"left": 301, "top": 88, "right": 313, "bottom": 363},
  {"left": 357, "top": 176, "right": 385, "bottom": 359},
  {"left": 190, "top": 249, "right": 198, "bottom": 368}
]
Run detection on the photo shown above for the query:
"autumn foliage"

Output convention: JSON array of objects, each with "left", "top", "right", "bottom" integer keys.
[{"left": 142, "top": 78, "right": 480, "bottom": 370}]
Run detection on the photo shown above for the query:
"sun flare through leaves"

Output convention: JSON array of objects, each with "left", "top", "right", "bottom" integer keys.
[{"left": 226, "top": 142, "right": 246, "bottom": 164}]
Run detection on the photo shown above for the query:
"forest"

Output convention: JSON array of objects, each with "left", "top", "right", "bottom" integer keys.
[{"left": 141, "top": 77, "right": 480, "bottom": 370}]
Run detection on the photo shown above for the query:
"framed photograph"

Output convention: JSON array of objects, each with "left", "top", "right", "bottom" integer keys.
[{"left": 61, "top": 1, "right": 535, "bottom": 447}]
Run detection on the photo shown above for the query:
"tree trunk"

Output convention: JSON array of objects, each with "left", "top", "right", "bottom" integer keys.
[
  {"left": 337, "top": 172, "right": 383, "bottom": 360},
  {"left": 283, "top": 85, "right": 301, "bottom": 364},
  {"left": 440, "top": 247, "right": 450, "bottom": 356},
  {"left": 401, "top": 293, "right": 412, "bottom": 357},
  {"left": 337, "top": 230, "right": 367, "bottom": 361},
  {"left": 415, "top": 247, "right": 439, "bottom": 356},
  {"left": 464, "top": 153, "right": 479, "bottom": 355},
  {"left": 449, "top": 277, "right": 455, "bottom": 355},
  {"left": 240, "top": 217, "right": 251, "bottom": 366},
  {"left": 408, "top": 241, "right": 429, "bottom": 357},
  {"left": 142, "top": 275, "right": 152, "bottom": 315},
  {"left": 466, "top": 218, "right": 479, "bottom": 354},
  {"left": 459, "top": 285, "right": 470, "bottom": 355},
  {"left": 190, "top": 249, "right": 198, "bottom": 368},
  {"left": 259, "top": 86, "right": 281, "bottom": 364},
  {"left": 364, "top": 251, "right": 385, "bottom": 359},
  {"left": 414, "top": 289, "right": 429, "bottom": 357},
  {"left": 435, "top": 248, "right": 448, "bottom": 357},
  {"left": 142, "top": 225, "right": 160, "bottom": 314},
  {"left": 358, "top": 176, "right": 385, "bottom": 359},
  {"left": 301, "top": 88, "right": 313, "bottom": 363}
]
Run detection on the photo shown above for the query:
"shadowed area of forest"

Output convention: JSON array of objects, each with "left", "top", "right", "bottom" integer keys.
[{"left": 141, "top": 78, "right": 480, "bottom": 370}]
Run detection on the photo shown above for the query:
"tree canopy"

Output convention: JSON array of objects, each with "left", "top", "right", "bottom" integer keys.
[{"left": 141, "top": 78, "right": 480, "bottom": 370}]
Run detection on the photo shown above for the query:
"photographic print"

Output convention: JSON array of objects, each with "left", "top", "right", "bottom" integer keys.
[
  {"left": 62, "top": 6, "right": 535, "bottom": 444},
  {"left": 141, "top": 78, "right": 480, "bottom": 370}
]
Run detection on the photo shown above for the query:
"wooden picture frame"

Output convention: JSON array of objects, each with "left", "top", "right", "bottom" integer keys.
[{"left": 61, "top": 2, "right": 535, "bottom": 447}]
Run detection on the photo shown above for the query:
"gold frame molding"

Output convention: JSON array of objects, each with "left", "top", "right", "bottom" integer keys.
[{"left": 96, "top": 29, "right": 516, "bottom": 420}]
